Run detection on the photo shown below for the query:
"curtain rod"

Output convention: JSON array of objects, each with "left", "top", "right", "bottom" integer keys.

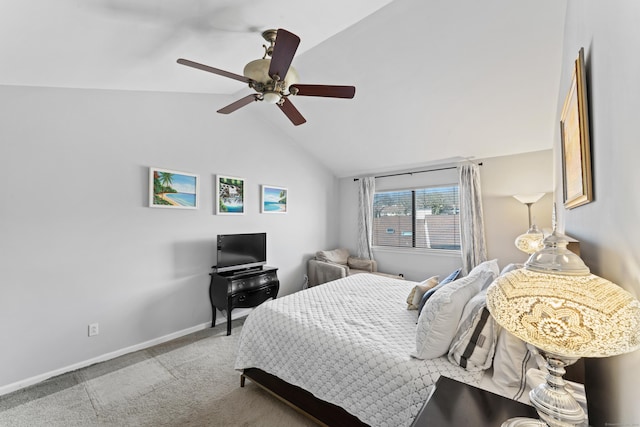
[{"left": 353, "top": 162, "right": 483, "bottom": 181}]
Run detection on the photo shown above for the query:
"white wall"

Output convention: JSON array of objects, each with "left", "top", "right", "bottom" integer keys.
[
  {"left": 0, "top": 85, "right": 339, "bottom": 393},
  {"left": 556, "top": 2, "right": 640, "bottom": 424},
  {"left": 337, "top": 149, "right": 553, "bottom": 282},
  {"left": 481, "top": 150, "right": 554, "bottom": 265}
]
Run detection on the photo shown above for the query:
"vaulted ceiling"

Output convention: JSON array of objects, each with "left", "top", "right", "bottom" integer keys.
[{"left": 0, "top": 0, "right": 567, "bottom": 177}]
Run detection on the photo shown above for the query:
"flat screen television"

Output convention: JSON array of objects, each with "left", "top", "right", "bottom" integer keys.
[{"left": 216, "top": 232, "right": 267, "bottom": 273}]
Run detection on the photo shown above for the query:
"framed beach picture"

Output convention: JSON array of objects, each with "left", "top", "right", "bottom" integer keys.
[
  {"left": 149, "top": 167, "right": 199, "bottom": 209},
  {"left": 560, "top": 48, "right": 593, "bottom": 209},
  {"left": 261, "top": 185, "right": 288, "bottom": 214},
  {"left": 216, "top": 175, "right": 245, "bottom": 215}
]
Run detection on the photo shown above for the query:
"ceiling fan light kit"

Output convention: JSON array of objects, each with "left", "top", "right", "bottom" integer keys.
[{"left": 177, "top": 28, "right": 355, "bottom": 125}]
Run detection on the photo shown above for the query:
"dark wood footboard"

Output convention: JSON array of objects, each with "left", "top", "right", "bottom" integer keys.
[{"left": 241, "top": 368, "right": 369, "bottom": 427}]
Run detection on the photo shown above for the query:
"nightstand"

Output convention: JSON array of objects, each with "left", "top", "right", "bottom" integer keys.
[
  {"left": 209, "top": 266, "right": 279, "bottom": 336},
  {"left": 411, "top": 376, "right": 538, "bottom": 427}
]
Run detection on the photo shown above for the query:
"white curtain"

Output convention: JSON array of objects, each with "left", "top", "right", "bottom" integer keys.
[
  {"left": 459, "top": 163, "right": 487, "bottom": 275},
  {"left": 357, "top": 177, "right": 375, "bottom": 260}
]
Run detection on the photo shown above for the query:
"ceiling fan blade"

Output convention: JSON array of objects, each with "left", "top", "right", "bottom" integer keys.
[
  {"left": 217, "top": 95, "right": 259, "bottom": 114},
  {"left": 268, "top": 29, "right": 300, "bottom": 81},
  {"left": 277, "top": 98, "right": 306, "bottom": 126},
  {"left": 290, "top": 84, "right": 356, "bottom": 99},
  {"left": 177, "top": 58, "right": 251, "bottom": 84}
]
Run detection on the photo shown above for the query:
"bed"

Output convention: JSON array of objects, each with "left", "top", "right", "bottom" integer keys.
[{"left": 234, "top": 262, "right": 534, "bottom": 426}]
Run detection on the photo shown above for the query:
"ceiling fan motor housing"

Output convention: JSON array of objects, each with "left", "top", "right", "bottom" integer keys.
[{"left": 243, "top": 58, "right": 299, "bottom": 93}]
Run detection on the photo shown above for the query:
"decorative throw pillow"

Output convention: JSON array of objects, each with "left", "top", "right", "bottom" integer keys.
[
  {"left": 441, "top": 268, "right": 463, "bottom": 284},
  {"left": 414, "top": 269, "right": 495, "bottom": 360},
  {"left": 448, "top": 289, "right": 499, "bottom": 371},
  {"left": 417, "top": 268, "right": 461, "bottom": 315},
  {"left": 406, "top": 276, "right": 439, "bottom": 310}
]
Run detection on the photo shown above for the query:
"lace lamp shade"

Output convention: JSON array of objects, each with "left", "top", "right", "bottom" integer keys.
[
  {"left": 514, "top": 225, "right": 544, "bottom": 255},
  {"left": 487, "top": 227, "right": 640, "bottom": 427},
  {"left": 486, "top": 268, "right": 640, "bottom": 358}
]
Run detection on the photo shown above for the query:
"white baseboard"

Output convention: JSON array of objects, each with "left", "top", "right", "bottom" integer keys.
[{"left": 0, "top": 318, "right": 233, "bottom": 397}]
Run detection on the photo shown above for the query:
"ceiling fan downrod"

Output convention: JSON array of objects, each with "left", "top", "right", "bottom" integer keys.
[{"left": 261, "top": 29, "right": 278, "bottom": 59}]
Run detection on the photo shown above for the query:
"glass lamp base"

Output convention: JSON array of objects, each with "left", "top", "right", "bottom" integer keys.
[
  {"left": 501, "top": 417, "right": 547, "bottom": 427},
  {"left": 500, "top": 353, "right": 585, "bottom": 427}
]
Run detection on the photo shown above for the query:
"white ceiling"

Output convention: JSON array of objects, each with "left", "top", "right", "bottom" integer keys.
[{"left": 0, "top": 0, "right": 567, "bottom": 177}]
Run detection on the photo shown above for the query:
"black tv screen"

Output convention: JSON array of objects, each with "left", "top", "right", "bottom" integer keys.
[{"left": 216, "top": 233, "right": 267, "bottom": 273}]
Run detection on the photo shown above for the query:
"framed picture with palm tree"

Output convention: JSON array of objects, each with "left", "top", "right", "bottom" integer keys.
[
  {"left": 261, "top": 185, "right": 288, "bottom": 213},
  {"left": 216, "top": 175, "right": 245, "bottom": 215},
  {"left": 149, "top": 167, "right": 199, "bottom": 209}
]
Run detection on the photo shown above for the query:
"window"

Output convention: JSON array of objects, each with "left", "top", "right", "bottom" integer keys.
[{"left": 373, "top": 185, "right": 460, "bottom": 250}]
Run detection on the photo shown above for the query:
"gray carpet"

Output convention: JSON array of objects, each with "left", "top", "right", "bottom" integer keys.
[{"left": 0, "top": 320, "right": 317, "bottom": 426}]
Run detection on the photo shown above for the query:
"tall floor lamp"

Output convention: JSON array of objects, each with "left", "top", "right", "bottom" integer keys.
[{"left": 513, "top": 193, "right": 546, "bottom": 255}]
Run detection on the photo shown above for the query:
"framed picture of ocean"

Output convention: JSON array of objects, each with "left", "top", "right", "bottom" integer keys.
[
  {"left": 261, "top": 185, "right": 288, "bottom": 214},
  {"left": 149, "top": 167, "right": 199, "bottom": 209},
  {"left": 216, "top": 175, "right": 245, "bottom": 215}
]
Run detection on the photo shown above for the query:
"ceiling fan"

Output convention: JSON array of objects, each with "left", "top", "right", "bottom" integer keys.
[{"left": 177, "top": 28, "right": 356, "bottom": 126}]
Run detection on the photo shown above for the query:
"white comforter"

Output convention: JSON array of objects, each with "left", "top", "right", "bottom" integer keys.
[{"left": 234, "top": 273, "right": 485, "bottom": 427}]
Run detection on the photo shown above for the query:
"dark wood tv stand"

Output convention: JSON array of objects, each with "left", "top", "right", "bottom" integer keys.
[{"left": 209, "top": 266, "right": 279, "bottom": 335}]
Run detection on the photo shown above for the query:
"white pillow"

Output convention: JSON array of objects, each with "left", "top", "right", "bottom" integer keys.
[
  {"left": 499, "top": 263, "right": 523, "bottom": 276},
  {"left": 492, "top": 329, "right": 541, "bottom": 400},
  {"left": 448, "top": 289, "right": 499, "bottom": 371},
  {"left": 468, "top": 259, "right": 500, "bottom": 278},
  {"left": 413, "top": 269, "right": 495, "bottom": 359},
  {"left": 406, "top": 276, "right": 439, "bottom": 310}
]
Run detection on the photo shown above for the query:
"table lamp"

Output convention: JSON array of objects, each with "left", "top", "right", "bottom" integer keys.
[
  {"left": 513, "top": 193, "right": 546, "bottom": 254},
  {"left": 486, "top": 229, "right": 640, "bottom": 427}
]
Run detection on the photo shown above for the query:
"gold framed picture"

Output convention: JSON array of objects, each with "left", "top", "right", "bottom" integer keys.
[{"left": 560, "top": 48, "right": 593, "bottom": 209}]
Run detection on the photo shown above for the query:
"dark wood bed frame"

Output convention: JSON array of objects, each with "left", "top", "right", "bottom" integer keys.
[{"left": 241, "top": 368, "right": 369, "bottom": 427}]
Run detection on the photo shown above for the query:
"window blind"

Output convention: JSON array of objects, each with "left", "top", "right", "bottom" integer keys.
[{"left": 373, "top": 186, "right": 460, "bottom": 250}]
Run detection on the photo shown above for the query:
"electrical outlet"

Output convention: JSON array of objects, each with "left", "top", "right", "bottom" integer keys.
[{"left": 88, "top": 323, "right": 99, "bottom": 337}]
